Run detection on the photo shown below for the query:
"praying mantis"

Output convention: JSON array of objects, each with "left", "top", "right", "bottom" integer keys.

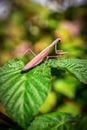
[{"left": 22, "top": 38, "right": 68, "bottom": 72}]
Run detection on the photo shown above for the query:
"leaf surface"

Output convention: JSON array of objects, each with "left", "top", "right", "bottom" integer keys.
[
  {"left": 0, "top": 59, "right": 51, "bottom": 128},
  {"left": 27, "top": 112, "right": 76, "bottom": 130},
  {"left": 48, "top": 58, "right": 87, "bottom": 84}
]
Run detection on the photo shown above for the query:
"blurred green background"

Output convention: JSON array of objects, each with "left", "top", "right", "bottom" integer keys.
[{"left": 0, "top": 0, "right": 87, "bottom": 117}]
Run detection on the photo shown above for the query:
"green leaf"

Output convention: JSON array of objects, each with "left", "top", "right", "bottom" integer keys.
[
  {"left": 27, "top": 112, "right": 76, "bottom": 130},
  {"left": 54, "top": 79, "right": 77, "bottom": 99},
  {"left": 0, "top": 59, "right": 51, "bottom": 128},
  {"left": 57, "top": 102, "right": 81, "bottom": 116},
  {"left": 48, "top": 58, "right": 87, "bottom": 84}
]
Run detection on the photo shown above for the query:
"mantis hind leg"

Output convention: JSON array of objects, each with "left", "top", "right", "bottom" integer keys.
[
  {"left": 20, "top": 48, "right": 36, "bottom": 61},
  {"left": 23, "top": 48, "right": 36, "bottom": 57},
  {"left": 19, "top": 48, "right": 37, "bottom": 64}
]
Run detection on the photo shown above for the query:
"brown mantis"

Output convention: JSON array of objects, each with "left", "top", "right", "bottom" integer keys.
[{"left": 22, "top": 38, "right": 68, "bottom": 72}]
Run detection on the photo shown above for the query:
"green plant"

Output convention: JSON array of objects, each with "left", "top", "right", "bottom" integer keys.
[{"left": 0, "top": 57, "right": 87, "bottom": 130}]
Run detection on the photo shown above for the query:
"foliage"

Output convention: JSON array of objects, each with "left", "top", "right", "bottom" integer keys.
[
  {"left": 0, "top": 59, "right": 51, "bottom": 128},
  {"left": 27, "top": 112, "right": 76, "bottom": 130},
  {"left": 0, "top": 58, "right": 87, "bottom": 129},
  {"left": 48, "top": 58, "right": 87, "bottom": 84},
  {"left": 0, "top": 0, "right": 87, "bottom": 130}
]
